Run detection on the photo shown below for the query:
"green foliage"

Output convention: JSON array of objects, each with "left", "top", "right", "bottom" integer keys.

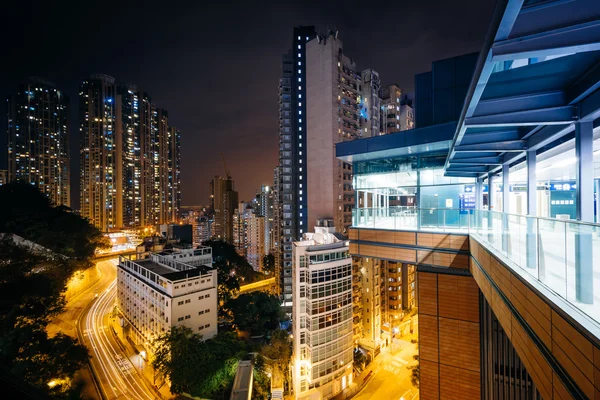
[
  {"left": 0, "top": 182, "right": 110, "bottom": 265},
  {"left": 0, "top": 237, "right": 88, "bottom": 398},
  {"left": 353, "top": 349, "right": 366, "bottom": 371},
  {"left": 260, "top": 328, "right": 291, "bottom": 392},
  {"left": 252, "top": 355, "right": 271, "bottom": 400},
  {"left": 214, "top": 258, "right": 241, "bottom": 306},
  {"left": 408, "top": 354, "right": 420, "bottom": 388},
  {"left": 152, "top": 327, "right": 247, "bottom": 398},
  {"left": 0, "top": 183, "right": 106, "bottom": 398},
  {"left": 261, "top": 253, "right": 275, "bottom": 275},
  {"left": 224, "top": 292, "right": 283, "bottom": 335}
]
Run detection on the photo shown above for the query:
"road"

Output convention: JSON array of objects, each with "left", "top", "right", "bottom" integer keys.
[
  {"left": 353, "top": 339, "right": 419, "bottom": 400},
  {"left": 79, "top": 259, "right": 159, "bottom": 400}
]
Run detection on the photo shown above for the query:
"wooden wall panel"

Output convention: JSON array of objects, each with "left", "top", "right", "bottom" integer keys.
[
  {"left": 419, "top": 314, "right": 439, "bottom": 362},
  {"left": 471, "top": 237, "right": 600, "bottom": 400},
  {"left": 417, "top": 233, "right": 469, "bottom": 251},
  {"left": 420, "top": 360, "right": 440, "bottom": 400},
  {"left": 437, "top": 275, "right": 459, "bottom": 320},
  {"left": 418, "top": 272, "right": 438, "bottom": 316},
  {"left": 457, "top": 277, "right": 480, "bottom": 323},
  {"left": 348, "top": 228, "right": 358, "bottom": 241},
  {"left": 418, "top": 270, "right": 480, "bottom": 400}
]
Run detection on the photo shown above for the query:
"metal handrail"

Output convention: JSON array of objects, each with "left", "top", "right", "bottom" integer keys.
[{"left": 354, "top": 207, "right": 600, "bottom": 228}]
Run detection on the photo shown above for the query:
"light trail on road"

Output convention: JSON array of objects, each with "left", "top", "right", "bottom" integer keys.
[{"left": 82, "top": 260, "right": 157, "bottom": 400}]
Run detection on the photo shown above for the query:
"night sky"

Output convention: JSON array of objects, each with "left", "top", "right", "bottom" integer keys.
[{"left": 1, "top": 0, "right": 496, "bottom": 208}]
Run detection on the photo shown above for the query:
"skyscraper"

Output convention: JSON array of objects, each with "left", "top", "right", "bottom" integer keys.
[
  {"left": 167, "top": 126, "right": 181, "bottom": 223},
  {"left": 305, "top": 31, "right": 363, "bottom": 234},
  {"left": 209, "top": 176, "right": 238, "bottom": 243},
  {"left": 80, "top": 75, "right": 180, "bottom": 231},
  {"left": 7, "top": 77, "right": 70, "bottom": 206},
  {"left": 277, "top": 26, "right": 317, "bottom": 314},
  {"left": 80, "top": 74, "right": 119, "bottom": 230}
]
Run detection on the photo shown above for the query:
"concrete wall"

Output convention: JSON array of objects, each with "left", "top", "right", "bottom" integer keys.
[{"left": 306, "top": 38, "right": 337, "bottom": 230}]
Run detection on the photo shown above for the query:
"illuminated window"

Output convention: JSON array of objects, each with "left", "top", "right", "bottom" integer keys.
[
  {"left": 298, "top": 53, "right": 301, "bottom": 57},
  {"left": 298, "top": 86, "right": 301, "bottom": 90},
  {"left": 298, "top": 36, "right": 301, "bottom": 40},
  {"left": 298, "top": 61, "right": 301, "bottom": 66},
  {"left": 299, "top": 110, "right": 302, "bottom": 115},
  {"left": 298, "top": 78, "right": 301, "bottom": 82},
  {"left": 298, "top": 45, "right": 301, "bottom": 49},
  {"left": 299, "top": 102, "right": 302, "bottom": 106},
  {"left": 299, "top": 94, "right": 302, "bottom": 98},
  {"left": 299, "top": 119, "right": 302, "bottom": 123},
  {"left": 298, "top": 69, "right": 301, "bottom": 73},
  {"left": 306, "top": 36, "right": 309, "bottom": 40}
]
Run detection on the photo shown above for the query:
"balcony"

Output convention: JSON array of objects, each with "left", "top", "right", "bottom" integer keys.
[{"left": 352, "top": 206, "right": 600, "bottom": 333}]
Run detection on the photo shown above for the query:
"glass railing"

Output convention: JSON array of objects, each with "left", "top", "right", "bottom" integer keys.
[
  {"left": 353, "top": 207, "right": 471, "bottom": 232},
  {"left": 352, "top": 207, "right": 600, "bottom": 331}
]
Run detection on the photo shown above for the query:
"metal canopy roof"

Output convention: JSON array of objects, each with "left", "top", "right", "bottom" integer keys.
[
  {"left": 445, "top": 0, "right": 600, "bottom": 178},
  {"left": 336, "top": 122, "right": 456, "bottom": 163}
]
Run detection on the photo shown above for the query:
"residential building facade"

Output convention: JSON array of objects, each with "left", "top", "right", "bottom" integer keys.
[
  {"left": 7, "top": 77, "right": 70, "bottom": 207},
  {"left": 292, "top": 221, "right": 353, "bottom": 399},
  {"left": 79, "top": 75, "right": 181, "bottom": 231},
  {"left": 380, "top": 84, "right": 414, "bottom": 134},
  {"left": 209, "top": 175, "right": 238, "bottom": 243},
  {"left": 116, "top": 247, "right": 217, "bottom": 353},
  {"left": 277, "top": 26, "right": 318, "bottom": 314}
]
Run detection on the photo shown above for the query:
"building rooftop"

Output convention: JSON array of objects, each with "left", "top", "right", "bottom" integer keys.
[{"left": 135, "top": 259, "right": 215, "bottom": 281}]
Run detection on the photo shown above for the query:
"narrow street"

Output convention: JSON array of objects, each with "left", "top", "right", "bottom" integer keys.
[{"left": 79, "top": 259, "right": 160, "bottom": 400}]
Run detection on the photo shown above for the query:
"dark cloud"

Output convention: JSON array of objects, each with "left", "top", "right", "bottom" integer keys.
[{"left": 0, "top": 0, "right": 496, "bottom": 206}]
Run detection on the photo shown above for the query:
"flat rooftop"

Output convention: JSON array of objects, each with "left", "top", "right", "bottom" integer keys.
[{"left": 136, "top": 259, "right": 214, "bottom": 281}]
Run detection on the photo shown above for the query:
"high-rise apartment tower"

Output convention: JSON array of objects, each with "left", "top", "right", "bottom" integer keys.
[{"left": 7, "top": 77, "right": 70, "bottom": 207}]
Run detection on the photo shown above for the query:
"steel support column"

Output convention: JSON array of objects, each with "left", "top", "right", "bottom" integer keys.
[
  {"left": 576, "top": 121, "right": 594, "bottom": 222},
  {"left": 526, "top": 150, "right": 537, "bottom": 270},
  {"left": 487, "top": 173, "right": 494, "bottom": 239},
  {"left": 575, "top": 121, "right": 594, "bottom": 303},
  {"left": 475, "top": 178, "right": 483, "bottom": 232},
  {"left": 502, "top": 163, "right": 510, "bottom": 254},
  {"left": 596, "top": 179, "right": 600, "bottom": 223}
]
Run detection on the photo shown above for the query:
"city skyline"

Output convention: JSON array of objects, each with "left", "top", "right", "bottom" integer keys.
[{"left": 1, "top": 0, "right": 495, "bottom": 205}]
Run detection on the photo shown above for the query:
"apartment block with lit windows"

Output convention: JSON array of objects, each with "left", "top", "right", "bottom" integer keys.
[
  {"left": 79, "top": 75, "right": 181, "bottom": 232},
  {"left": 116, "top": 247, "right": 217, "bottom": 352},
  {"left": 292, "top": 221, "right": 353, "bottom": 400},
  {"left": 7, "top": 77, "right": 70, "bottom": 207},
  {"left": 380, "top": 84, "right": 414, "bottom": 134}
]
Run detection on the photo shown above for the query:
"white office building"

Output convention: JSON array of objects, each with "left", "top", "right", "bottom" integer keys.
[
  {"left": 292, "top": 221, "right": 353, "bottom": 400},
  {"left": 117, "top": 247, "right": 217, "bottom": 351}
]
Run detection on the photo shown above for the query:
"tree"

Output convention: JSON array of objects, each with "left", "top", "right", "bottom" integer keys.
[
  {"left": 224, "top": 292, "right": 283, "bottom": 335},
  {"left": 152, "top": 327, "right": 247, "bottom": 398},
  {"left": 353, "top": 349, "right": 367, "bottom": 371},
  {"left": 408, "top": 354, "right": 419, "bottom": 388},
  {"left": 0, "top": 183, "right": 107, "bottom": 398},
  {"left": 204, "top": 239, "right": 261, "bottom": 283},
  {"left": 0, "top": 182, "right": 110, "bottom": 266},
  {"left": 214, "top": 258, "right": 241, "bottom": 306},
  {"left": 262, "top": 253, "right": 275, "bottom": 275},
  {"left": 0, "top": 237, "right": 88, "bottom": 399}
]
